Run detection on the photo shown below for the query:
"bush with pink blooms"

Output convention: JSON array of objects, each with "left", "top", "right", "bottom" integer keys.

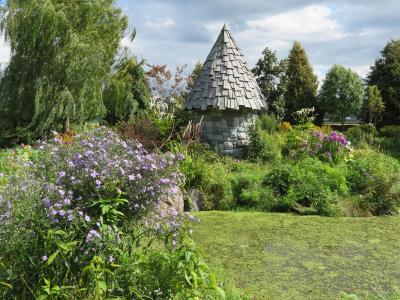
[{"left": 283, "top": 126, "right": 351, "bottom": 163}]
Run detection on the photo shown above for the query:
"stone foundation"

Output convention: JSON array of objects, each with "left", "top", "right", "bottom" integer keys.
[{"left": 193, "top": 109, "right": 256, "bottom": 156}]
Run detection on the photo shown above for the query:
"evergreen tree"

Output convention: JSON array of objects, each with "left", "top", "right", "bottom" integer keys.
[
  {"left": 366, "top": 85, "right": 385, "bottom": 125},
  {"left": 284, "top": 41, "right": 318, "bottom": 123},
  {"left": 0, "top": 0, "right": 128, "bottom": 143},
  {"left": 319, "top": 65, "right": 364, "bottom": 127},
  {"left": 252, "top": 47, "right": 287, "bottom": 121},
  {"left": 103, "top": 57, "right": 150, "bottom": 124},
  {"left": 368, "top": 39, "right": 400, "bottom": 126}
]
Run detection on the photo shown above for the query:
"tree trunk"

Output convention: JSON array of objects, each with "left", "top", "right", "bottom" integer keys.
[{"left": 63, "top": 116, "right": 70, "bottom": 133}]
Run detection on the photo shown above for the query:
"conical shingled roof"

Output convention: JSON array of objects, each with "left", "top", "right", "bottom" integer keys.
[{"left": 185, "top": 24, "right": 267, "bottom": 111}]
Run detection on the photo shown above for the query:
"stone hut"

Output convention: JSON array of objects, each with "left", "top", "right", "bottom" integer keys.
[{"left": 184, "top": 24, "right": 267, "bottom": 155}]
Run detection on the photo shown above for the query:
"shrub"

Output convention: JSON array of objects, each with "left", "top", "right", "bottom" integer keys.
[
  {"left": 230, "top": 164, "right": 276, "bottom": 210},
  {"left": 264, "top": 159, "right": 347, "bottom": 215},
  {"left": 257, "top": 113, "right": 279, "bottom": 134},
  {"left": 278, "top": 121, "right": 293, "bottom": 131},
  {"left": 283, "top": 127, "right": 351, "bottom": 163},
  {"left": 118, "top": 112, "right": 175, "bottom": 150},
  {"left": 346, "top": 149, "right": 400, "bottom": 215},
  {"left": 380, "top": 125, "right": 400, "bottom": 138},
  {"left": 243, "top": 128, "right": 282, "bottom": 163},
  {"left": 345, "top": 124, "right": 378, "bottom": 147},
  {"left": 0, "top": 128, "right": 230, "bottom": 298}
]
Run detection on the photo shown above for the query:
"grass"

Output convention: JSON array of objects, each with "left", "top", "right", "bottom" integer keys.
[{"left": 192, "top": 211, "right": 400, "bottom": 300}]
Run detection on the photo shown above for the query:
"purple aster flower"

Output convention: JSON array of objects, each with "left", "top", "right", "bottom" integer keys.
[
  {"left": 67, "top": 214, "right": 74, "bottom": 222},
  {"left": 42, "top": 255, "right": 48, "bottom": 261},
  {"left": 58, "top": 171, "right": 66, "bottom": 178},
  {"left": 43, "top": 198, "right": 51, "bottom": 208},
  {"left": 128, "top": 175, "right": 136, "bottom": 181},
  {"left": 86, "top": 229, "right": 101, "bottom": 243},
  {"left": 0, "top": 173, "right": 4, "bottom": 178},
  {"left": 160, "top": 178, "right": 170, "bottom": 184},
  {"left": 84, "top": 215, "right": 91, "bottom": 222},
  {"left": 108, "top": 255, "right": 115, "bottom": 263}
]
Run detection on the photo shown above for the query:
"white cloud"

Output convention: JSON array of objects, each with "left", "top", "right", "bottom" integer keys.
[
  {"left": 351, "top": 64, "right": 371, "bottom": 79},
  {"left": 144, "top": 18, "right": 175, "bottom": 30},
  {"left": 0, "top": 35, "right": 10, "bottom": 63},
  {"left": 246, "top": 5, "right": 347, "bottom": 42}
]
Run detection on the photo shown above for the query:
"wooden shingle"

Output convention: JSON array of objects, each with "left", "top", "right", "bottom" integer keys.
[{"left": 184, "top": 24, "right": 266, "bottom": 111}]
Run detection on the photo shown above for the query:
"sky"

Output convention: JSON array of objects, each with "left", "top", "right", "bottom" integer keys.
[{"left": 1, "top": 0, "right": 399, "bottom": 81}]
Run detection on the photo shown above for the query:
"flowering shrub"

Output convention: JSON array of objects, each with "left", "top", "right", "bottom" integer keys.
[
  {"left": 292, "top": 107, "right": 316, "bottom": 124},
  {"left": 278, "top": 121, "right": 293, "bottom": 131},
  {"left": 35, "top": 127, "right": 184, "bottom": 221},
  {"left": 0, "top": 128, "right": 229, "bottom": 299},
  {"left": 285, "top": 128, "right": 351, "bottom": 163}
]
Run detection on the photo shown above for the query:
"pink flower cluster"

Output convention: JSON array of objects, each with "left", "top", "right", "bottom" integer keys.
[{"left": 300, "top": 130, "right": 351, "bottom": 163}]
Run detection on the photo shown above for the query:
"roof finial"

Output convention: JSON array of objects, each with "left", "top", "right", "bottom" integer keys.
[{"left": 222, "top": 23, "right": 228, "bottom": 31}]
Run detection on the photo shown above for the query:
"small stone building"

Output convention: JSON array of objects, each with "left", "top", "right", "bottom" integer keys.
[{"left": 184, "top": 24, "right": 267, "bottom": 155}]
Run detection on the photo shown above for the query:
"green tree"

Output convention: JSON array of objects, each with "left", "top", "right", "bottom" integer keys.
[
  {"left": 284, "top": 41, "right": 318, "bottom": 123},
  {"left": 366, "top": 85, "right": 385, "bottom": 125},
  {"left": 0, "top": 0, "right": 128, "bottom": 143},
  {"left": 187, "top": 61, "right": 203, "bottom": 91},
  {"left": 368, "top": 39, "right": 400, "bottom": 126},
  {"left": 103, "top": 57, "right": 150, "bottom": 124},
  {"left": 252, "top": 47, "right": 288, "bottom": 120},
  {"left": 319, "top": 65, "right": 364, "bottom": 126}
]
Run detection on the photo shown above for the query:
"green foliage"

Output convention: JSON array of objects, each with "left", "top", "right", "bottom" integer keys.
[
  {"left": 366, "top": 85, "right": 385, "bottom": 125},
  {"left": 346, "top": 149, "right": 400, "bottom": 215},
  {"left": 0, "top": 129, "right": 231, "bottom": 299},
  {"left": 252, "top": 47, "right": 288, "bottom": 120},
  {"left": 345, "top": 124, "right": 379, "bottom": 147},
  {"left": 368, "top": 39, "right": 400, "bottom": 126},
  {"left": 187, "top": 61, "right": 203, "bottom": 91},
  {"left": 380, "top": 125, "right": 400, "bottom": 138},
  {"left": 103, "top": 57, "right": 150, "bottom": 124},
  {"left": 118, "top": 112, "right": 175, "bottom": 150},
  {"left": 292, "top": 107, "right": 316, "bottom": 125},
  {"left": 284, "top": 41, "right": 318, "bottom": 123},
  {"left": 173, "top": 144, "right": 271, "bottom": 211},
  {"left": 244, "top": 127, "right": 282, "bottom": 163},
  {"left": 0, "top": 0, "right": 127, "bottom": 143},
  {"left": 319, "top": 65, "right": 365, "bottom": 125},
  {"left": 282, "top": 125, "right": 351, "bottom": 163},
  {"left": 257, "top": 113, "right": 279, "bottom": 134},
  {"left": 264, "top": 159, "right": 347, "bottom": 215}
]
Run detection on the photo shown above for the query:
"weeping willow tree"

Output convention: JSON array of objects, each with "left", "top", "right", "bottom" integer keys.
[
  {"left": 103, "top": 56, "right": 150, "bottom": 124},
  {"left": 0, "top": 0, "right": 128, "bottom": 143}
]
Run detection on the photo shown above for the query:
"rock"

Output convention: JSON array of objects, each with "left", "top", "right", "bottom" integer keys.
[
  {"left": 160, "top": 189, "right": 184, "bottom": 213},
  {"left": 187, "top": 188, "right": 201, "bottom": 211}
]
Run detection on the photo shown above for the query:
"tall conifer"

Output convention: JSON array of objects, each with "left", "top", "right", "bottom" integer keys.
[{"left": 284, "top": 41, "right": 318, "bottom": 123}]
